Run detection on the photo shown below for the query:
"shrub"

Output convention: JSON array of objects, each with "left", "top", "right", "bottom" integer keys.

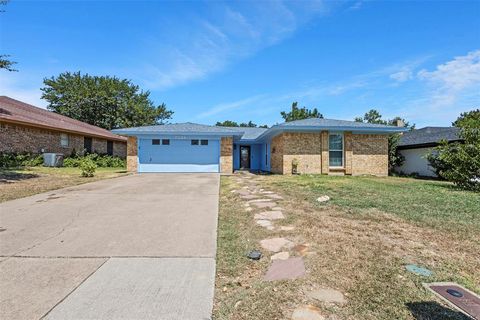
[
  {"left": 63, "top": 154, "right": 125, "bottom": 168},
  {"left": 80, "top": 156, "right": 97, "bottom": 177},
  {"left": 428, "top": 128, "right": 480, "bottom": 191},
  {"left": 0, "top": 153, "right": 43, "bottom": 168}
]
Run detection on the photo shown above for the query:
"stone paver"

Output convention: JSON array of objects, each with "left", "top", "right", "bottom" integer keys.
[
  {"left": 260, "top": 237, "right": 294, "bottom": 252},
  {"left": 252, "top": 201, "right": 277, "bottom": 208},
  {"left": 241, "top": 194, "right": 259, "bottom": 200},
  {"left": 271, "top": 252, "right": 290, "bottom": 260},
  {"left": 267, "top": 194, "right": 284, "bottom": 200},
  {"left": 248, "top": 198, "right": 275, "bottom": 203},
  {"left": 306, "top": 288, "right": 346, "bottom": 304},
  {"left": 264, "top": 257, "right": 306, "bottom": 281},
  {"left": 291, "top": 305, "right": 324, "bottom": 320},
  {"left": 280, "top": 226, "right": 295, "bottom": 231},
  {"left": 256, "top": 220, "right": 274, "bottom": 230},
  {"left": 254, "top": 211, "right": 285, "bottom": 220}
]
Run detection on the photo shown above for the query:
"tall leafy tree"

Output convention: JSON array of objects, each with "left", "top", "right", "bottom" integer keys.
[
  {"left": 41, "top": 72, "right": 173, "bottom": 130},
  {"left": 355, "top": 109, "right": 413, "bottom": 173},
  {"left": 452, "top": 109, "right": 480, "bottom": 129},
  {"left": 280, "top": 102, "right": 323, "bottom": 122}
]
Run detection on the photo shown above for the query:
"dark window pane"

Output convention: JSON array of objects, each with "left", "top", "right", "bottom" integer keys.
[
  {"left": 200, "top": 139, "right": 208, "bottom": 145},
  {"left": 329, "top": 151, "right": 343, "bottom": 167},
  {"left": 191, "top": 139, "right": 199, "bottom": 145},
  {"left": 329, "top": 134, "right": 343, "bottom": 150},
  {"left": 152, "top": 139, "right": 160, "bottom": 145},
  {"left": 107, "top": 141, "right": 113, "bottom": 155},
  {"left": 162, "top": 139, "right": 170, "bottom": 145}
]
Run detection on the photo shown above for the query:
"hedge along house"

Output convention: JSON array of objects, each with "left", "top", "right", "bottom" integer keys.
[{"left": 112, "top": 118, "right": 406, "bottom": 175}]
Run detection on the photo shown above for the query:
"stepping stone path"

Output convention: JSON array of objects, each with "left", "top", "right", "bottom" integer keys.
[
  {"left": 264, "top": 257, "right": 306, "bottom": 281},
  {"left": 306, "top": 288, "right": 346, "bottom": 304},
  {"left": 267, "top": 194, "right": 284, "bottom": 200},
  {"left": 280, "top": 226, "right": 295, "bottom": 231},
  {"left": 241, "top": 194, "right": 259, "bottom": 200},
  {"left": 271, "top": 251, "right": 289, "bottom": 260},
  {"left": 291, "top": 305, "right": 324, "bottom": 320},
  {"left": 254, "top": 211, "right": 285, "bottom": 220},
  {"left": 260, "top": 237, "right": 294, "bottom": 252},
  {"left": 316, "top": 195, "right": 330, "bottom": 203}
]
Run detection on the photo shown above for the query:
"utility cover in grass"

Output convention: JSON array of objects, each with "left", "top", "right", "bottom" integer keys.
[
  {"left": 405, "top": 264, "right": 433, "bottom": 277},
  {"left": 264, "top": 257, "right": 306, "bottom": 281}
]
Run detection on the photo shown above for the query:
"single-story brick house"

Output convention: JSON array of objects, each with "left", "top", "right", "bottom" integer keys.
[
  {"left": 395, "top": 126, "right": 462, "bottom": 177},
  {"left": 0, "top": 96, "right": 127, "bottom": 157},
  {"left": 112, "top": 118, "right": 406, "bottom": 175}
]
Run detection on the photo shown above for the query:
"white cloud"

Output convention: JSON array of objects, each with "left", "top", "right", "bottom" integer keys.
[
  {"left": 197, "top": 94, "right": 267, "bottom": 118},
  {"left": 390, "top": 69, "right": 413, "bottom": 82},
  {"left": 417, "top": 49, "right": 480, "bottom": 107},
  {"left": 141, "top": 1, "right": 327, "bottom": 90}
]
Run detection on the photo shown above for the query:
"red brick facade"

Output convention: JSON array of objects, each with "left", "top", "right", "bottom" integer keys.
[{"left": 0, "top": 122, "right": 126, "bottom": 158}]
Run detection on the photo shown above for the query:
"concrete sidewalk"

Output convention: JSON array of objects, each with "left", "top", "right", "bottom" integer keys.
[{"left": 0, "top": 173, "right": 219, "bottom": 320}]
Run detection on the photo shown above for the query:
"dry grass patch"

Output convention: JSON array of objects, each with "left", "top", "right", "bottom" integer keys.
[
  {"left": 214, "top": 174, "right": 479, "bottom": 320},
  {"left": 0, "top": 167, "right": 128, "bottom": 203}
]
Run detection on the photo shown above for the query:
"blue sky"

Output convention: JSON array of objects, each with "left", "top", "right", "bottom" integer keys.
[{"left": 1, "top": 0, "right": 479, "bottom": 127}]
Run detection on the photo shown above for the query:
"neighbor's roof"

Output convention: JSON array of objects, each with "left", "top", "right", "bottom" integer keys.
[
  {"left": 398, "top": 127, "right": 462, "bottom": 148},
  {"left": 0, "top": 96, "right": 126, "bottom": 142}
]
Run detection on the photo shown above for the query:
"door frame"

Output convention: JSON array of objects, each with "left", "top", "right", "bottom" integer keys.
[{"left": 239, "top": 145, "right": 251, "bottom": 169}]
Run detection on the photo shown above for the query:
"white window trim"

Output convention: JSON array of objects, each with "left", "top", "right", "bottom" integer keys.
[
  {"left": 60, "top": 133, "right": 69, "bottom": 147},
  {"left": 328, "top": 132, "right": 344, "bottom": 168}
]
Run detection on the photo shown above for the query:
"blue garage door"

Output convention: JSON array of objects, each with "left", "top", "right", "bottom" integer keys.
[{"left": 138, "top": 138, "right": 220, "bottom": 173}]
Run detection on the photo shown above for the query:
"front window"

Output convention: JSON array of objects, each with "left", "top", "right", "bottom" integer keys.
[
  {"left": 329, "top": 133, "right": 343, "bottom": 167},
  {"left": 60, "top": 133, "right": 69, "bottom": 147}
]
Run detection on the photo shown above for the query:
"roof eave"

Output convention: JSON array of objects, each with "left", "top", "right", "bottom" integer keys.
[{"left": 111, "top": 129, "right": 243, "bottom": 137}]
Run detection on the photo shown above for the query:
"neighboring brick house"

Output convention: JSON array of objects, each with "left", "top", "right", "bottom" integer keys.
[
  {"left": 113, "top": 119, "right": 406, "bottom": 175},
  {"left": 0, "top": 96, "right": 127, "bottom": 157}
]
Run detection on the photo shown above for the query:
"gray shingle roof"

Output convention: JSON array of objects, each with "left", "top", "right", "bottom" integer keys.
[
  {"left": 398, "top": 127, "right": 462, "bottom": 147},
  {"left": 112, "top": 122, "right": 242, "bottom": 135},
  {"left": 276, "top": 118, "right": 399, "bottom": 129},
  {"left": 219, "top": 127, "right": 268, "bottom": 140}
]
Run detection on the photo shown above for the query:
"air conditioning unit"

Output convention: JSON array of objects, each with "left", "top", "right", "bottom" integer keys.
[{"left": 43, "top": 153, "right": 64, "bottom": 167}]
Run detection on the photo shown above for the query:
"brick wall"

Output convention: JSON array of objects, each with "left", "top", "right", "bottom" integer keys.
[
  {"left": 126, "top": 136, "right": 138, "bottom": 172},
  {"left": 268, "top": 131, "right": 388, "bottom": 176},
  {"left": 283, "top": 132, "right": 322, "bottom": 175},
  {"left": 270, "top": 134, "right": 284, "bottom": 174},
  {"left": 0, "top": 122, "right": 126, "bottom": 157},
  {"left": 220, "top": 137, "right": 233, "bottom": 174},
  {"left": 351, "top": 134, "right": 388, "bottom": 176}
]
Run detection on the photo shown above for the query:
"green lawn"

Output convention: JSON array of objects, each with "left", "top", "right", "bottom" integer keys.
[
  {"left": 0, "top": 166, "right": 128, "bottom": 202},
  {"left": 214, "top": 174, "right": 479, "bottom": 320},
  {"left": 267, "top": 175, "right": 480, "bottom": 236}
]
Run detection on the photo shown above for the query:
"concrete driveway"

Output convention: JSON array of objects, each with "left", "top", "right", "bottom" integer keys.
[{"left": 0, "top": 173, "right": 219, "bottom": 320}]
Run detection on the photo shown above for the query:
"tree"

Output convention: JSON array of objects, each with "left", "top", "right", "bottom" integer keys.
[
  {"left": 354, "top": 109, "right": 413, "bottom": 173},
  {"left": 0, "top": 1, "right": 17, "bottom": 72},
  {"left": 427, "top": 128, "right": 480, "bottom": 191},
  {"left": 0, "top": 55, "right": 17, "bottom": 72},
  {"left": 216, "top": 120, "right": 239, "bottom": 127},
  {"left": 216, "top": 120, "right": 268, "bottom": 128},
  {"left": 452, "top": 109, "right": 480, "bottom": 129},
  {"left": 280, "top": 102, "right": 323, "bottom": 122},
  {"left": 41, "top": 72, "right": 173, "bottom": 130}
]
